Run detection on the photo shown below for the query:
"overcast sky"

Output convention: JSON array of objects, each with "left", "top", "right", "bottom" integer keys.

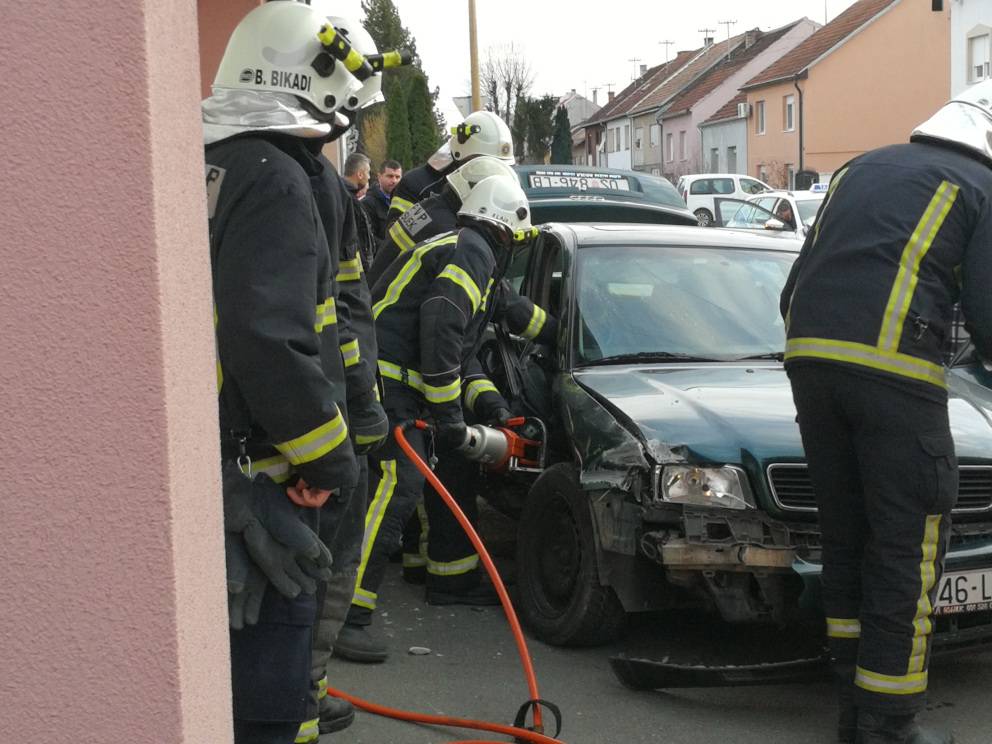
[{"left": 333, "top": 0, "right": 859, "bottom": 124}]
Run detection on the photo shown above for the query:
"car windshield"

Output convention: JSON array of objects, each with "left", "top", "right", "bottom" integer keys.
[
  {"left": 575, "top": 244, "right": 796, "bottom": 364},
  {"left": 796, "top": 197, "right": 824, "bottom": 225}
]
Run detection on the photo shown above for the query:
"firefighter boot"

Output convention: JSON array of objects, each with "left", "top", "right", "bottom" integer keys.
[
  {"left": 318, "top": 694, "right": 355, "bottom": 734},
  {"left": 333, "top": 622, "right": 388, "bottom": 663},
  {"left": 833, "top": 663, "right": 857, "bottom": 743},
  {"left": 856, "top": 711, "right": 954, "bottom": 744}
]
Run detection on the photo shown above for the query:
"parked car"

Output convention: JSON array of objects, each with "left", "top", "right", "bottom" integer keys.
[
  {"left": 515, "top": 164, "right": 697, "bottom": 227},
  {"left": 714, "top": 189, "right": 827, "bottom": 238},
  {"left": 675, "top": 173, "right": 771, "bottom": 226},
  {"left": 486, "top": 223, "right": 992, "bottom": 652}
]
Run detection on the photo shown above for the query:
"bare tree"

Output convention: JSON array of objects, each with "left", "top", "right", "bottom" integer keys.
[{"left": 480, "top": 43, "right": 533, "bottom": 125}]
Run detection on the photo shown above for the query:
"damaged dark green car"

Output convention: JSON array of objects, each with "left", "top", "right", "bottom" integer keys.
[{"left": 492, "top": 223, "right": 992, "bottom": 654}]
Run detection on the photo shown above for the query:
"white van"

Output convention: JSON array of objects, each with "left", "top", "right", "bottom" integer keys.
[{"left": 675, "top": 173, "right": 771, "bottom": 226}]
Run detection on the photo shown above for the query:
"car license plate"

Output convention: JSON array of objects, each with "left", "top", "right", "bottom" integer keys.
[{"left": 934, "top": 569, "right": 992, "bottom": 615}]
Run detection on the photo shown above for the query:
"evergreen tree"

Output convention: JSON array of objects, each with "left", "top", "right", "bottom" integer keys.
[
  {"left": 407, "top": 71, "right": 441, "bottom": 163},
  {"left": 550, "top": 105, "right": 573, "bottom": 164},
  {"left": 361, "top": 0, "right": 418, "bottom": 62},
  {"left": 526, "top": 95, "right": 558, "bottom": 164},
  {"left": 386, "top": 84, "right": 412, "bottom": 169},
  {"left": 511, "top": 96, "right": 530, "bottom": 162}
]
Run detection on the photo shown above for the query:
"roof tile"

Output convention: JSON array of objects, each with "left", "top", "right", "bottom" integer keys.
[{"left": 583, "top": 50, "right": 697, "bottom": 126}]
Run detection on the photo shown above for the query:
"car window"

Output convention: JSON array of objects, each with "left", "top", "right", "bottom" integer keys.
[
  {"left": 712, "top": 178, "right": 734, "bottom": 195},
  {"left": 574, "top": 245, "right": 795, "bottom": 362},
  {"left": 772, "top": 199, "right": 796, "bottom": 229},
  {"left": 505, "top": 243, "right": 532, "bottom": 293},
  {"left": 740, "top": 178, "right": 767, "bottom": 195},
  {"left": 721, "top": 200, "right": 779, "bottom": 229},
  {"left": 755, "top": 196, "right": 777, "bottom": 211},
  {"left": 796, "top": 197, "right": 825, "bottom": 226},
  {"left": 636, "top": 172, "right": 688, "bottom": 208},
  {"left": 689, "top": 179, "right": 712, "bottom": 195}
]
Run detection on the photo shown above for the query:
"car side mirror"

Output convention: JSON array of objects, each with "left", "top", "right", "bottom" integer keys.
[{"left": 764, "top": 218, "right": 786, "bottom": 231}]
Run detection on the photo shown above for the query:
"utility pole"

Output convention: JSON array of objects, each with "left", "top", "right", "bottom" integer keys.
[
  {"left": 468, "top": 0, "right": 481, "bottom": 111},
  {"left": 718, "top": 19, "right": 737, "bottom": 58},
  {"left": 628, "top": 56, "right": 643, "bottom": 80},
  {"left": 658, "top": 40, "right": 674, "bottom": 64}
]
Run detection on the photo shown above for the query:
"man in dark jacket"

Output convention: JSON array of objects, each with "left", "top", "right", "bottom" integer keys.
[
  {"left": 781, "top": 82, "right": 992, "bottom": 744},
  {"left": 332, "top": 175, "right": 537, "bottom": 662},
  {"left": 362, "top": 159, "right": 402, "bottom": 241}
]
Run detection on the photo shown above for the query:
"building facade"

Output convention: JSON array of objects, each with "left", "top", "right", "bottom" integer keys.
[{"left": 951, "top": 0, "right": 992, "bottom": 95}]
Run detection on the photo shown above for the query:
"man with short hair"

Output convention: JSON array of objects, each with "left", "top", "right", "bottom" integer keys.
[
  {"left": 343, "top": 152, "right": 370, "bottom": 199},
  {"left": 362, "top": 159, "right": 402, "bottom": 241}
]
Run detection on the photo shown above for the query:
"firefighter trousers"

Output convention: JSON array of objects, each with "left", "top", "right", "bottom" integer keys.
[
  {"left": 788, "top": 363, "right": 956, "bottom": 714},
  {"left": 347, "top": 384, "right": 427, "bottom": 625},
  {"left": 424, "top": 452, "right": 483, "bottom": 592}
]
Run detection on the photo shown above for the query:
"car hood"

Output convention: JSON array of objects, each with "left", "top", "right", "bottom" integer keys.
[{"left": 571, "top": 363, "right": 992, "bottom": 465}]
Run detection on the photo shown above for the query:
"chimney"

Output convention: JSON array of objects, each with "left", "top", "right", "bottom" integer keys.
[
  {"left": 703, "top": 36, "right": 714, "bottom": 47},
  {"left": 593, "top": 89, "right": 598, "bottom": 104},
  {"left": 745, "top": 30, "right": 758, "bottom": 48},
  {"left": 608, "top": 91, "right": 615, "bottom": 102},
  {"left": 571, "top": 88, "right": 576, "bottom": 94},
  {"left": 639, "top": 63, "right": 647, "bottom": 77}
]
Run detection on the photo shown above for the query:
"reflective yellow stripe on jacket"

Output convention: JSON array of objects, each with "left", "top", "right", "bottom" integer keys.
[
  {"left": 465, "top": 379, "right": 498, "bottom": 411},
  {"left": 378, "top": 359, "right": 460, "bottom": 404},
  {"left": 521, "top": 304, "right": 547, "bottom": 340},
  {"left": 314, "top": 297, "right": 337, "bottom": 332},
  {"left": 390, "top": 195, "right": 414, "bottom": 216},
  {"left": 275, "top": 410, "right": 349, "bottom": 465},
  {"left": 336, "top": 257, "right": 362, "bottom": 283},
  {"left": 340, "top": 339, "right": 360, "bottom": 368},
  {"left": 388, "top": 219, "right": 416, "bottom": 253},
  {"left": 372, "top": 235, "right": 458, "bottom": 320},
  {"left": 786, "top": 181, "right": 959, "bottom": 389},
  {"left": 437, "top": 263, "right": 482, "bottom": 313}
]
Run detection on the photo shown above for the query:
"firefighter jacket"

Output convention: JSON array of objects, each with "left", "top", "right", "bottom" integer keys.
[
  {"left": 781, "top": 142, "right": 992, "bottom": 398},
  {"left": 372, "top": 226, "right": 505, "bottom": 424},
  {"left": 361, "top": 181, "right": 391, "bottom": 242},
  {"left": 369, "top": 186, "right": 459, "bottom": 286},
  {"left": 206, "top": 133, "right": 357, "bottom": 492},
  {"left": 313, "top": 154, "right": 385, "bottom": 453},
  {"left": 384, "top": 161, "right": 450, "bottom": 228}
]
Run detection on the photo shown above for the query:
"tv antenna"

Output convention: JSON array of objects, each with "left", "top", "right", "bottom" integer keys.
[
  {"left": 628, "top": 56, "right": 643, "bottom": 80},
  {"left": 658, "top": 40, "right": 674, "bottom": 64},
  {"left": 718, "top": 19, "right": 737, "bottom": 58}
]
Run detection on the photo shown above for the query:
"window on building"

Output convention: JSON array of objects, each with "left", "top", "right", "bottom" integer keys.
[
  {"left": 611, "top": 128, "right": 619, "bottom": 152},
  {"left": 624, "top": 125, "right": 631, "bottom": 150},
  {"left": 784, "top": 95, "right": 795, "bottom": 132},
  {"left": 666, "top": 133, "right": 674, "bottom": 162},
  {"left": 786, "top": 163, "right": 795, "bottom": 190},
  {"left": 710, "top": 147, "right": 719, "bottom": 172},
  {"left": 969, "top": 33, "right": 991, "bottom": 83},
  {"left": 727, "top": 146, "right": 737, "bottom": 173},
  {"left": 650, "top": 124, "right": 660, "bottom": 147},
  {"left": 755, "top": 100, "right": 766, "bottom": 135},
  {"left": 679, "top": 130, "right": 687, "bottom": 160},
  {"left": 635, "top": 127, "right": 643, "bottom": 150},
  {"left": 757, "top": 165, "right": 769, "bottom": 184}
]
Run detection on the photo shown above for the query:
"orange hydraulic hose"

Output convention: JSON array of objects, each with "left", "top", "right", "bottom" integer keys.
[{"left": 326, "top": 420, "right": 565, "bottom": 744}]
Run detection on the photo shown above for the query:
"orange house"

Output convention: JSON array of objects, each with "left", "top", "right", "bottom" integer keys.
[{"left": 740, "top": 0, "right": 950, "bottom": 188}]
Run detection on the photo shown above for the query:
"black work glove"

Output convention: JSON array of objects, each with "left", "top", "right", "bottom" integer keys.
[
  {"left": 225, "top": 532, "right": 267, "bottom": 630},
  {"left": 348, "top": 388, "right": 389, "bottom": 455},
  {"left": 434, "top": 420, "right": 469, "bottom": 452},
  {"left": 222, "top": 461, "right": 334, "bottom": 601},
  {"left": 487, "top": 407, "right": 513, "bottom": 427}
]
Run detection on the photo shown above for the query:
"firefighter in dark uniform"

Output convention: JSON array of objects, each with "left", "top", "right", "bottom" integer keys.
[
  {"left": 384, "top": 110, "right": 515, "bottom": 229},
  {"left": 202, "top": 4, "right": 367, "bottom": 741},
  {"left": 781, "top": 83, "right": 992, "bottom": 744},
  {"left": 331, "top": 175, "right": 537, "bottom": 662}
]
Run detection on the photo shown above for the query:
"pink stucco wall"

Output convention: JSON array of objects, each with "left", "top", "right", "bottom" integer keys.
[
  {"left": 804, "top": 0, "right": 950, "bottom": 175},
  {"left": 0, "top": 0, "right": 231, "bottom": 741},
  {"left": 746, "top": 79, "right": 801, "bottom": 185}
]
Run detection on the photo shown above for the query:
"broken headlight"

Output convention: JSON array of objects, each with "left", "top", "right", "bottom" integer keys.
[{"left": 656, "top": 465, "right": 755, "bottom": 510}]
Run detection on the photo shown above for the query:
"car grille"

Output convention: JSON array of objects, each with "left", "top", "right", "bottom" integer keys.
[{"left": 767, "top": 464, "right": 992, "bottom": 515}]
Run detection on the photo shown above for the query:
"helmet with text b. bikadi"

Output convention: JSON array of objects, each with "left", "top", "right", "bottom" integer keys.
[
  {"left": 457, "top": 175, "right": 537, "bottom": 245},
  {"left": 445, "top": 155, "right": 519, "bottom": 202},
  {"left": 449, "top": 110, "right": 515, "bottom": 163},
  {"left": 911, "top": 79, "right": 992, "bottom": 167},
  {"left": 214, "top": 2, "right": 376, "bottom": 119}
]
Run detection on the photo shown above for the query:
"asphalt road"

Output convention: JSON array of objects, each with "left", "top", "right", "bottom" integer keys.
[{"left": 323, "top": 509, "right": 992, "bottom": 744}]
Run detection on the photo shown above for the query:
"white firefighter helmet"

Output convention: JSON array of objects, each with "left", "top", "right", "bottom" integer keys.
[
  {"left": 445, "top": 155, "right": 519, "bottom": 202},
  {"left": 449, "top": 111, "right": 515, "bottom": 164},
  {"left": 300, "top": 0, "right": 386, "bottom": 111},
  {"left": 911, "top": 80, "right": 992, "bottom": 166},
  {"left": 457, "top": 175, "right": 537, "bottom": 244},
  {"left": 214, "top": 2, "right": 365, "bottom": 118}
]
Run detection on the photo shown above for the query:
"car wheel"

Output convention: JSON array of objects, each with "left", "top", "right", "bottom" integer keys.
[
  {"left": 694, "top": 208, "right": 714, "bottom": 227},
  {"left": 516, "top": 463, "right": 627, "bottom": 646}
]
